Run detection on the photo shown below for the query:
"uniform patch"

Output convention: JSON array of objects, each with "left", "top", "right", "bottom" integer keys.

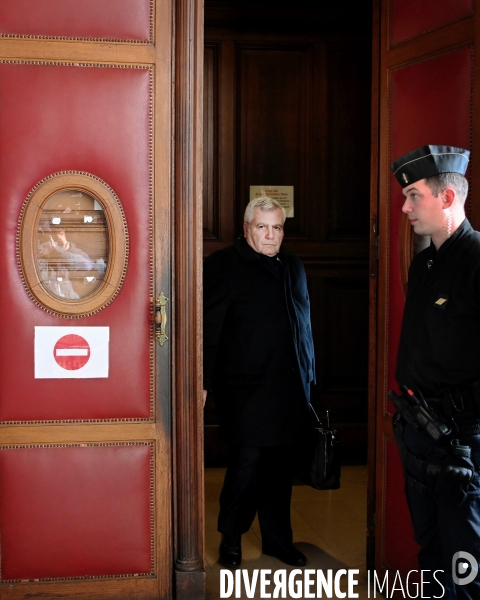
[{"left": 434, "top": 294, "right": 449, "bottom": 310}]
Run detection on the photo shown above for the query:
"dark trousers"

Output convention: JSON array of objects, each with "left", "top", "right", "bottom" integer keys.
[
  {"left": 218, "top": 445, "right": 295, "bottom": 550},
  {"left": 400, "top": 420, "right": 480, "bottom": 599}
]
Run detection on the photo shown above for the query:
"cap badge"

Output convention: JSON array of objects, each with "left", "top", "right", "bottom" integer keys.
[{"left": 402, "top": 172, "right": 409, "bottom": 184}]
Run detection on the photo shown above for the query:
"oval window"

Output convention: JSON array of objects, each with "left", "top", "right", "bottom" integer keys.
[{"left": 18, "top": 172, "right": 128, "bottom": 317}]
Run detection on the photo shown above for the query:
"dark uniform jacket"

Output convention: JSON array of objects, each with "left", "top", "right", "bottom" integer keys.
[
  {"left": 396, "top": 219, "right": 480, "bottom": 396},
  {"left": 203, "top": 237, "right": 315, "bottom": 446}
]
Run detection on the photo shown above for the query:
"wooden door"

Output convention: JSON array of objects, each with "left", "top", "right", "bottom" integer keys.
[
  {"left": 0, "top": 2, "right": 205, "bottom": 599},
  {"left": 371, "top": 0, "right": 479, "bottom": 587}
]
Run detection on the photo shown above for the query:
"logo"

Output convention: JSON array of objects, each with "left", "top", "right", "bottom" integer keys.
[
  {"left": 452, "top": 551, "right": 478, "bottom": 586},
  {"left": 402, "top": 172, "right": 409, "bottom": 184}
]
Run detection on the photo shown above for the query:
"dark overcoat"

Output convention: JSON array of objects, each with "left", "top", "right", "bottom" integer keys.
[{"left": 203, "top": 237, "right": 315, "bottom": 446}]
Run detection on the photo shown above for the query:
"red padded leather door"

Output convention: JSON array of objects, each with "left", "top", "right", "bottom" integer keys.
[
  {"left": 373, "top": 0, "right": 475, "bottom": 585},
  {"left": 0, "top": 3, "right": 174, "bottom": 599},
  {"left": 0, "top": 63, "right": 152, "bottom": 422}
]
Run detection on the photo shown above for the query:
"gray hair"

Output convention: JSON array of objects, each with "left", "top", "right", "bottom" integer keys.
[
  {"left": 424, "top": 173, "right": 469, "bottom": 205},
  {"left": 244, "top": 196, "right": 286, "bottom": 224}
]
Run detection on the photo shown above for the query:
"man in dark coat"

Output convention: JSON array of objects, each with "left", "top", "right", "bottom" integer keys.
[
  {"left": 203, "top": 196, "right": 315, "bottom": 568},
  {"left": 391, "top": 145, "right": 480, "bottom": 598}
]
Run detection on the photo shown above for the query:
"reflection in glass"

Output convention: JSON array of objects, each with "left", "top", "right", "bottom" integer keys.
[{"left": 36, "top": 190, "right": 109, "bottom": 300}]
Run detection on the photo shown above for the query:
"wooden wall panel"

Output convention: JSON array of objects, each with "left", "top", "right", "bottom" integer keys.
[
  {"left": 308, "top": 268, "right": 369, "bottom": 426},
  {"left": 326, "top": 45, "right": 372, "bottom": 239},
  {"left": 203, "top": 44, "right": 219, "bottom": 239},
  {"left": 236, "top": 43, "right": 311, "bottom": 238},
  {"left": 203, "top": 38, "right": 235, "bottom": 253}
]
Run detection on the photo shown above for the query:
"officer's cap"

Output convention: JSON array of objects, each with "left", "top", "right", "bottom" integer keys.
[{"left": 391, "top": 145, "right": 470, "bottom": 188}]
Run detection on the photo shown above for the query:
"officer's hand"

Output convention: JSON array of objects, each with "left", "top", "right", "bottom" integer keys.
[
  {"left": 426, "top": 446, "right": 447, "bottom": 480},
  {"left": 434, "top": 441, "right": 474, "bottom": 507}
]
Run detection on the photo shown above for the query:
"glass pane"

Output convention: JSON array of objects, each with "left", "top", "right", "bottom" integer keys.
[{"left": 36, "top": 190, "right": 108, "bottom": 300}]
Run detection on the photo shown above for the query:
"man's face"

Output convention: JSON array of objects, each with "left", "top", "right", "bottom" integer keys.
[
  {"left": 402, "top": 179, "right": 447, "bottom": 240},
  {"left": 244, "top": 207, "right": 285, "bottom": 256}
]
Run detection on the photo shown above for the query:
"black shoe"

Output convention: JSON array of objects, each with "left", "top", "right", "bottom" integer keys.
[
  {"left": 219, "top": 534, "right": 242, "bottom": 568},
  {"left": 263, "top": 544, "right": 307, "bottom": 566}
]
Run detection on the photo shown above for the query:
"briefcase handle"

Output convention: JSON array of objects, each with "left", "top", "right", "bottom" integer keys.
[{"left": 309, "top": 403, "right": 330, "bottom": 429}]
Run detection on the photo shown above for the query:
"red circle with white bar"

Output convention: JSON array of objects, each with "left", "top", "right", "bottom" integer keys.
[{"left": 54, "top": 334, "right": 91, "bottom": 370}]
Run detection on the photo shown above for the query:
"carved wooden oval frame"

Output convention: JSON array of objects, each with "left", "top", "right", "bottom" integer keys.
[{"left": 17, "top": 171, "right": 128, "bottom": 318}]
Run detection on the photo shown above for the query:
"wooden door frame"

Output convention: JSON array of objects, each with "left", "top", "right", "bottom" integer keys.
[
  {"left": 172, "top": 0, "right": 205, "bottom": 598},
  {"left": 367, "top": 0, "right": 380, "bottom": 574}
]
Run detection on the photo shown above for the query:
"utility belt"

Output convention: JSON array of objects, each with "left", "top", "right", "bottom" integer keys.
[
  {"left": 389, "top": 385, "right": 477, "bottom": 506},
  {"left": 392, "top": 381, "right": 480, "bottom": 433}
]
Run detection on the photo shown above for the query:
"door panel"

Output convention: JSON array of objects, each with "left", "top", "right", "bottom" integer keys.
[
  {"left": 373, "top": 0, "right": 476, "bottom": 585},
  {"left": 1, "top": 443, "right": 153, "bottom": 580},
  {"left": 0, "top": 62, "right": 152, "bottom": 422},
  {"left": 0, "top": 0, "right": 152, "bottom": 41},
  {"left": 387, "top": 47, "right": 473, "bottom": 399},
  {"left": 0, "top": 2, "right": 176, "bottom": 598},
  {"left": 390, "top": 0, "right": 473, "bottom": 46},
  {"left": 383, "top": 437, "right": 418, "bottom": 574}
]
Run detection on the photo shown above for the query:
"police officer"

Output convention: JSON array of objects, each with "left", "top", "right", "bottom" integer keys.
[{"left": 391, "top": 145, "right": 480, "bottom": 598}]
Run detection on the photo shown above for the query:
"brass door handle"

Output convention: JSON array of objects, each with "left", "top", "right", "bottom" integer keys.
[{"left": 155, "top": 292, "right": 169, "bottom": 346}]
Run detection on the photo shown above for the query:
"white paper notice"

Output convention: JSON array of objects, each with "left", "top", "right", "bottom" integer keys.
[
  {"left": 35, "top": 326, "right": 109, "bottom": 379},
  {"left": 249, "top": 186, "right": 294, "bottom": 218}
]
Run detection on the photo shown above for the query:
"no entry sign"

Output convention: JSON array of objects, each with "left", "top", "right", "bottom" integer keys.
[
  {"left": 35, "top": 327, "right": 109, "bottom": 378},
  {"left": 54, "top": 334, "right": 91, "bottom": 370}
]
